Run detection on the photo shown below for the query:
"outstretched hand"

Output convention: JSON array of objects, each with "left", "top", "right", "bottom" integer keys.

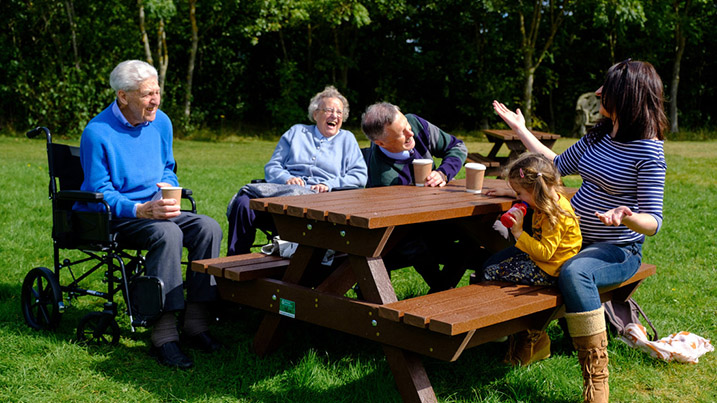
[
  {"left": 595, "top": 206, "right": 633, "bottom": 227},
  {"left": 492, "top": 100, "right": 526, "bottom": 132}
]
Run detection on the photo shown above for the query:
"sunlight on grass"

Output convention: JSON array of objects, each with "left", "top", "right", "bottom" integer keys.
[{"left": 1, "top": 135, "right": 715, "bottom": 403}]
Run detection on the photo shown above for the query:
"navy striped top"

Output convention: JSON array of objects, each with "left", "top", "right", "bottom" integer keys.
[{"left": 554, "top": 133, "right": 666, "bottom": 245}]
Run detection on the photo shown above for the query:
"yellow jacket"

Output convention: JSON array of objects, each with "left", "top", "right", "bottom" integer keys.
[{"left": 515, "top": 194, "right": 582, "bottom": 277}]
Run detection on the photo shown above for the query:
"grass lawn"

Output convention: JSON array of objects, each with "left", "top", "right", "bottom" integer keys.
[{"left": 0, "top": 134, "right": 715, "bottom": 402}]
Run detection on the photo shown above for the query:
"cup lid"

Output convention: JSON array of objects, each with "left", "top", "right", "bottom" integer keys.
[
  {"left": 465, "top": 162, "right": 486, "bottom": 170},
  {"left": 412, "top": 159, "right": 433, "bottom": 165}
]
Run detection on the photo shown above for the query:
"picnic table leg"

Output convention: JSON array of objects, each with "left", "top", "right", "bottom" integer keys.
[
  {"left": 384, "top": 345, "right": 437, "bottom": 403},
  {"left": 314, "top": 257, "right": 356, "bottom": 294},
  {"left": 486, "top": 138, "right": 504, "bottom": 159},
  {"left": 348, "top": 255, "right": 439, "bottom": 401},
  {"left": 253, "top": 245, "right": 326, "bottom": 356},
  {"left": 348, "top": 255, "right": 397, "bottom": 304}
]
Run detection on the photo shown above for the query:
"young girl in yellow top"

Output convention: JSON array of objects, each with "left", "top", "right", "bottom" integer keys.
[
  {"left": 483, "top": 152, "right": 582, "bottom": 367},
  {"left": 484, "top": 152, "right": 582, "bottom": 286}
]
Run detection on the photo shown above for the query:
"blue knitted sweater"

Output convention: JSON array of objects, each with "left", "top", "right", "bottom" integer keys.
[{"left": 77, "top": 103, "right": 178, "bottom": 218}]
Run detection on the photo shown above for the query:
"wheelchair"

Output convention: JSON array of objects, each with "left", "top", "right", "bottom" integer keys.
[{"left": 20, "top": 127, "right": 197, "bottom": 345}]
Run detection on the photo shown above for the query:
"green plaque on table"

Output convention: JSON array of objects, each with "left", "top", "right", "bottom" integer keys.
[{"left": 279, "top": 298, "right": 295, "bottom": 318}]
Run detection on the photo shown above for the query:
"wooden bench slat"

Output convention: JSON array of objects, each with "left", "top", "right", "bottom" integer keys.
[
  {"left": 379, "top": 283, "right": 539, "bottom": 323},
  {"left": 403, "top": 284, "right": 559, "bottom": 329},
  {"left": 191, "top": 253, "right": 291, "bottom": 281},
  {"left": 222, "top": 260, "right": 290, "bottom": 281},
  {"left": 428, "top": 290, "right": 562, "bottom": 335},
  {"left": 465, "top": 153, "right": 501, "bottom": 167}
]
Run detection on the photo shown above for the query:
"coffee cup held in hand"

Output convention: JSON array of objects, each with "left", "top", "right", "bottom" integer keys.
[
  {"left": 464, "top": 163, "right": 486, "bottom": 193},
  {"left": 161, "top": 187, "right": 182, "bottom": 204},
  {"left": 412, "top": 159, "right": 433, "bottom": 186}
]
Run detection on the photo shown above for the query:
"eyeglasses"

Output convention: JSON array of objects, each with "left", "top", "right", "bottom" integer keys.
[
  {"left": 618, "top": 58, "right": 632, "bottom": 72},
  {"left": 319, "top": 108, "right": 343, "bottom": 117}
]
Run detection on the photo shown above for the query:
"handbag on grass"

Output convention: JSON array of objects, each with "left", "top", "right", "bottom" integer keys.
[{"left": 603, "top": 297, "right": 659, "bottom": 341}]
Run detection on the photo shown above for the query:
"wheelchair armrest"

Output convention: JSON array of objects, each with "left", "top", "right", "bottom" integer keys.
[
  {"left": 57, "top": 190, "right": 111, "bottom": 214},
  {"left": 57, "top": 190, "right": 104, "bottom": 202},
  {"left": 181, "top": 188, "right": 197, "bottom": 214}
]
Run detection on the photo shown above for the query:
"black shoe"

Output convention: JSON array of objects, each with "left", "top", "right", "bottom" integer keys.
[
  {"left": 150, "top": 341, "right": 194, "bottom": 369},
  {"left": 184, "top": 331, "right": 223, "bottom": 353}
]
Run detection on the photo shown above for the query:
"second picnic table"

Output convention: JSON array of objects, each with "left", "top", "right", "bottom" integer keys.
[{"left": 467, "top": 129, "right": 561, "bottom": 177}]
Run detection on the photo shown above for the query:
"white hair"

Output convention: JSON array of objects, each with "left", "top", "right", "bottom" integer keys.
[
  {"left": 307, "top": 85, "right": 349, "bottom": 122},
  {"left": 109, "top": 60, "right": 158, "bottom": 92}
]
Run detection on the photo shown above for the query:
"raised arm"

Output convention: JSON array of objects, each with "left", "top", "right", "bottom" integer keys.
[{"left": 492, "top": 100, "right": 557, "bottom": 161}]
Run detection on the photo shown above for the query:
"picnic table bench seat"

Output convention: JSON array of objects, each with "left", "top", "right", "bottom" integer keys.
[
  {"left": 192, "top": 257, "right": 655, "bottom": 362},
  {"left": 378, "top": 263, "right": 656, "bottom": 341},
  {"left": 465, "top": 153, "right": 503, "bottom": 177},
  {"left": 191, "top": 253, "right": 291, "bottom": 281}
]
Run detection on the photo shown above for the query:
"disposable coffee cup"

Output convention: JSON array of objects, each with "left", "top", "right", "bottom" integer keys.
[
  {"left": 161, "top": 186, "right": 182, "bottom": 203},
  {"left": 464, "top": 163, "right": 486, "bottom": 193},
  {"left": 412, "top": 159, "right": 433, "bottom": 187}
]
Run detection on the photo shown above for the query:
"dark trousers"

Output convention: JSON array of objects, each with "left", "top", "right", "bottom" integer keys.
[
  {"left": 112, "top": 212, "right": 222, "bottom": 311},
  {"left": 226, "top": 194, "right": 274, "bottom": 256}
]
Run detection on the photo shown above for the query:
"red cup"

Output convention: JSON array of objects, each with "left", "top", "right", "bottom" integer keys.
[{"left": 500, "top": 202, "right": 528, "bottom": 228}]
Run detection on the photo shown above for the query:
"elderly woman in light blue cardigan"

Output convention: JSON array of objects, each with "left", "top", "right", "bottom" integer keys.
[{"left": 226, "top": 86, "right": 367, "bottom": 255}]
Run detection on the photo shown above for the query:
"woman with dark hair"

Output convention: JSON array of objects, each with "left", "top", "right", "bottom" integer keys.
[{"left": 492, "top": 59, "right": 667, "bottom": 403}]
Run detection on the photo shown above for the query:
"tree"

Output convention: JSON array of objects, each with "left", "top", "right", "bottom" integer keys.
[
  {"left": 184, "top": 0, "right": 198, "bottom": 120},
  {"left": 488, "top": 0, "right": 574, "bottom": 129},
  {"left": 138, "top": 0, "right": 176, "bottom": 92},
  {"left": 662, "top": 0, "right": 711, "bottom": 133},
  {"left": 592, "top": 0, "right": 646, "bottom": 63}
]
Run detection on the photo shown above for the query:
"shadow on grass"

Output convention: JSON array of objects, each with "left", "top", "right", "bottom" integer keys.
[{"left": 7, "top": 281, "right": 636, "bottom": 402}]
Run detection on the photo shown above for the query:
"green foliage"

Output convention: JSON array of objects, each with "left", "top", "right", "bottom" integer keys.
[{"left": 2, "top": 0, "right": 717, "bottom": 135}]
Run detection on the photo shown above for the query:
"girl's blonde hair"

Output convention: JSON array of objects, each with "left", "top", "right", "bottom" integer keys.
[{"left": 504, "top": 152, "right": 575, "bottom": 229}]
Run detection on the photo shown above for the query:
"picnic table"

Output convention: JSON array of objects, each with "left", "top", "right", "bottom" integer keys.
[
  {"left": 191, "top": 179, "right": 655, "bottom": 402},
  {"left": 467, "top": 129, "right": 561, "bottom": 177}
]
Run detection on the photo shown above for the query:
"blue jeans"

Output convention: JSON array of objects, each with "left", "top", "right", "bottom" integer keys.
[{"left": 558, "top": 242, "right": 643, "bottom": 313}]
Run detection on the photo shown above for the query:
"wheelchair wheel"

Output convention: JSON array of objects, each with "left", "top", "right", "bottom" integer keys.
[
  {"left": 21, "top": 267, "right": 63, "bottom": 330},
  {"left": 76, "top": 312, "right": 121, "bottom": 345}
]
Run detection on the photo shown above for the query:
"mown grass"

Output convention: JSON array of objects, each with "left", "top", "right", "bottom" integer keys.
[{"left": 0, "top": 134, "right": 715, "bottom": 402}]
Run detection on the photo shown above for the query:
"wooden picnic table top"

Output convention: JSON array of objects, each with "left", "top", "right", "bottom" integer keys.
[
  {"left": 483, "top": 129, "right": 561, "bottom": 141},
  {"left": 249, "top": 178, "right": 515, "bottom": 230}
]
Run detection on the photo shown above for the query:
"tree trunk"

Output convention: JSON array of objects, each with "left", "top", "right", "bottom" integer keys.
[
  {"left": 516, "top": 0, "right": 569, "bottom": 130},
  {"left": 670, "top": 28, "right": 685, "bottom": 133},
  {"left": 157, "top": 18, "right": 169, "bottom": 93},
  {"left": 306, "top": 23, "right": 313, "bottom": 72},
  {"left": 184, "top": 0, "right": 198, "bottom": 120},
  {"left": 138, "top": 0, "right": 153, "bottom": 65},
  {"left": 64, "top": 0, "right": 80, "bottom": 70},
  {"left": 278, "top": 30, "right": 288, "bottom": 62},
  {"left": 523, "top": 64, "right": 535, "bottom": 129},
  {"left": 670, "top": 0, "right": 692, "bottom": 134}
]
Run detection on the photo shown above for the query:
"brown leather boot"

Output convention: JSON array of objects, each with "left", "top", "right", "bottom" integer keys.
[
  {"left": 566, "top": 307, "right": 609, "bottom": 403},
  {"left": 504, "top": 329, "right": 551, "bottom": 366}
]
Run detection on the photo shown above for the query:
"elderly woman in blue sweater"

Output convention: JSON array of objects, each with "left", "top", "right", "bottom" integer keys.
[
  {"left": 226, "top": 86, "right": 367, "bottom": 255},
  {"left": 77, "top": 60, "right": 223, "bottom": 369}
]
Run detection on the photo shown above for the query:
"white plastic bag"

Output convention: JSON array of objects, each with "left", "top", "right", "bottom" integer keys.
[{"left": 620, "top": 323, "right": 714, "bottom": 364}]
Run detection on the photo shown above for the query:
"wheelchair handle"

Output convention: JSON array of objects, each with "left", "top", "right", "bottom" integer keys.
[{"left": 26, "top": 126, "right": 52, "bottom": 143}]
